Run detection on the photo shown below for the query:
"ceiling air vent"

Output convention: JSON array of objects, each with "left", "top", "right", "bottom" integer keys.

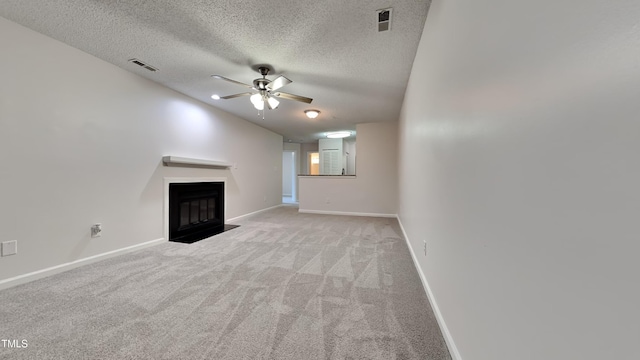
[
  {"left": 377, "top": 8, "right": 392, "bottom": 32},
  {"left": 128, "top": 58, "right": 158, "bottom": 72}
]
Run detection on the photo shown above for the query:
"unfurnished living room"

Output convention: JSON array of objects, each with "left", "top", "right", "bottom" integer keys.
[{"left": 1, "top": 1, "right": 639, "bottom": 359}]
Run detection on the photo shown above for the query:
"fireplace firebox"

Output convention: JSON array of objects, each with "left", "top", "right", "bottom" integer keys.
[{"left": 168, "top": 182, "right": 237, "bottom": 244}]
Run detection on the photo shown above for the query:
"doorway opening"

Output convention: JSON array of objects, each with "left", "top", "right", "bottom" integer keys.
[
  {"left": 282, "top": 151, "right": 297, "bottom": 204},
  {"left": 307, "top": 152, "right": 319, "bottom": 175}
]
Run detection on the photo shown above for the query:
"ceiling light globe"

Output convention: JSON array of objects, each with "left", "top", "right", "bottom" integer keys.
[
  {"left": 305, "top": 110, "right": 320, "bottom": 119},
  {"left": 250, "top": 93, "right": 265, "bottom": 110},
  {"left": 250, "top": 93, "right": 262, "bottom": 105},
  {"left": 267, "top": 97, "right": 280, "bottom": 109}
]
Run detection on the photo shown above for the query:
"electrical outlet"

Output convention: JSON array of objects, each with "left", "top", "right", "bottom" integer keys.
[
  {"left": 1, "top": 240, "right": 17, "bottom": 256},
  {"left": 263, "top": 196, "right": 267, "bottom": 202},
  {"left": 325, "top": 198, "right": 330, "bottom": 204},
  {"left": 91, "top": 224, "right": 102, "bottom": 238},
  {"left": 423, "top": 240, "right": 427, "bottom": 256}
]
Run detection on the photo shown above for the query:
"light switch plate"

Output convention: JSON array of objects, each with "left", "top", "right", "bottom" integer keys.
[{"left": 1, "top": 240, "right": 17, "bottom": 256}]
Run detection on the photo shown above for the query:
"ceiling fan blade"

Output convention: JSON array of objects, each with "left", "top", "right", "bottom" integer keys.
[
  {"left": 211, "top": 75, "right": 254, "bottom": 89},
  {"left": 220, "top": 92, "right": 253, "bottom": 99},
  {"left": 273, "top": 91, "right": 313, "bottom": 104},
  {"left": 267, "top": 75, "right": 292, "bottom": 91}
]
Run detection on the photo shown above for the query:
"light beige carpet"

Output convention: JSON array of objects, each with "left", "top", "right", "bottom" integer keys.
[{"left": 0, "top": 206, "right": 450, "bottom": 359}]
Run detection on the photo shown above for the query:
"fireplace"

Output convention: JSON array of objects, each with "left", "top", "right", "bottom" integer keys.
[{"left": 168, "top": 181, "right": 236, "bottom": 244}]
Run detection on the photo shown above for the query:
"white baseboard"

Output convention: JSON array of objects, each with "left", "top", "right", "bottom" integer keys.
[
  {"left": 0, "top": 238, "right": 166, "bottom": 291},
  {"left": 226, "top": 204, "right": 285, "bottom": 223},
  {"left": 298, "top": 209, "right": 397, "bottom": 218},
  {"left": 396, "top": 216, "right": 462, "bottom": 360},
  {"left": 1, "top": 204, "right": 287, "bottom": 291}
]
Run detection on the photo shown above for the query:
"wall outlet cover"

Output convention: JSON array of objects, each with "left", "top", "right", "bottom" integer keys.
[
  {"left": 91, "top": 224, "right": 102, "bottom": 238},
  {"left": 1, "top": 240, "right": 17, "bottom": 256}
]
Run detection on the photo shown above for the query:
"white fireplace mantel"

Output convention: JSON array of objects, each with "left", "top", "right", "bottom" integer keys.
[{"left": 162, "top": 156, "right": 232, "bottom": 169}]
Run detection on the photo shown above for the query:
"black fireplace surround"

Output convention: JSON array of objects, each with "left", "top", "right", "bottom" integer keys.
[{"left": 169, "top": 182, "right": 229, "bottom": 244}]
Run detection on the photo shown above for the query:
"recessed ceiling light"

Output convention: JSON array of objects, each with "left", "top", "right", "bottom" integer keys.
[
  {"left": 211, "top": 94, "right": 220, "bottom": 100},
  {"left": 326, "top": 131, "right": 351, "bottom": 139},
  {"left": 305, "top": 110, "right": 320, "bottom": 119}
]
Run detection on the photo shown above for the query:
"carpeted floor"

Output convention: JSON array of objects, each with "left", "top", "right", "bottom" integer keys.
[{"left": 0, "top": 206, "right": 450, "bottom": 359}]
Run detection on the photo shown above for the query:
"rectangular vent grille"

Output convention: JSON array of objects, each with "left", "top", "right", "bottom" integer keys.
[
  {"left": 128, "top": 58, "right": 158, "bottom": 72},
  {"left": 377, "top": 8, "right": 392, "bottom": 32}
]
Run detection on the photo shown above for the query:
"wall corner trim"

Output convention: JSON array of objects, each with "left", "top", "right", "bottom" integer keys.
[
  {"left": 396, "top": 215, "right": 463, "bottom": 360},
  {"left": 0, "top": 238, "right": 166, "bottom": 291}
]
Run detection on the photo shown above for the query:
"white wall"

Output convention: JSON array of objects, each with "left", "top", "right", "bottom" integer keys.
[
  {"left": 0, "top": 17, "right": 282, "bottom": 282},
  {"left": 299, "top": 122, "right": 397, "bottom": 216},
  {"left": 397, "top": 0, "right": 640, "bottom": 359}
]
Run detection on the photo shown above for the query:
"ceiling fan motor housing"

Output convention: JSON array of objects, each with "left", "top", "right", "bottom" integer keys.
[
  {"left": 254, "top": 66, "right": 272, "bottom": 90},
  {"left": 253, "top": 78, "right": 271, "bottom": 90}
]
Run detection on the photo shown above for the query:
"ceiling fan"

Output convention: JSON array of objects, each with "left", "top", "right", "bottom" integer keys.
[{"left": 212, "top": 66, "right": 312, "bottom": 110}]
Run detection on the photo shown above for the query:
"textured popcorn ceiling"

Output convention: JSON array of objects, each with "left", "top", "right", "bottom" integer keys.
[{"left": 0, "top": 0, "right": 431, "bottom": 142}]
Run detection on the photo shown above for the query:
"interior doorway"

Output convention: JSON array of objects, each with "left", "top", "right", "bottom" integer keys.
[
  {"left": 307, "top": 151, "right": 319, "bottom": 175},
  {"left": 282, "top": 151, "right": 297, "bottom": 204}
]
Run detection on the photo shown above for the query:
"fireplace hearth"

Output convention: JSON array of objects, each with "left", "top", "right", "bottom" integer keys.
[{"left": 168, "top": 182, "right": 238, "bottom": 244}]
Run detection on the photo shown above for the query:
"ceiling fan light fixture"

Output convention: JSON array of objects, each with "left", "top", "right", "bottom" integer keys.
[
  {"left": 304, "top": 110, "right": 320, "bottom": 119},
  {"left": 326, "top": 131, "right": 351, "bottom": 139},
  {"left": 214, "top": 66, "right": 312, "bottom": 112}
]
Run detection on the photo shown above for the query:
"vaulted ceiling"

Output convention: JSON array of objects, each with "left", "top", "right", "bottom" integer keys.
[{"left": 0, "top": 0, "right": 431, "bottom": 143}]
